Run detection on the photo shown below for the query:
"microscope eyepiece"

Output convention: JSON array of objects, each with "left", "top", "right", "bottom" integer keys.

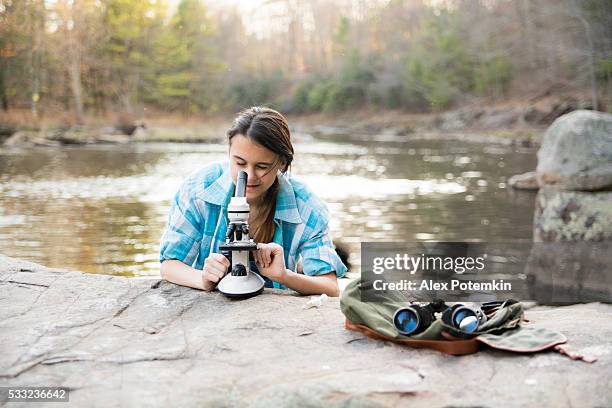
[{"left": 235, "top": 171, "right": 248, "bottom": 197}]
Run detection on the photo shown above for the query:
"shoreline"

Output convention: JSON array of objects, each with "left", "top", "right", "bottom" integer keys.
[
  {"left": 1, "top": 94, "right": 601, "bottom": 148},
  {"left": 0, "top": 115, "right": 543, "bottom": 148},
  {"left": 5, "top": 95, "right": 592, "bottom": 147}
]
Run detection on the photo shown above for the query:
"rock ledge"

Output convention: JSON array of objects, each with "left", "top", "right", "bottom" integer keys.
[{"left": 1, "top": 255, "right": 611, "bottom": 407}]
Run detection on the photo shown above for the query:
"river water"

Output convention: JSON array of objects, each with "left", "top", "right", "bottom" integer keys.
[{"left": 0, "top": 133, "right": 538, "bottom": 277}]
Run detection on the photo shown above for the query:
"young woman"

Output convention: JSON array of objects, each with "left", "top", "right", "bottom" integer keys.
[{"left": 159, "top": 106, "right": 347, "bottom": 296}]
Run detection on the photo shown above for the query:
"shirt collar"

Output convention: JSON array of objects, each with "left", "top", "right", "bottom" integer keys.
[
  {"left": 202, "top": 165, "right": 234, "bottom": 208},
  {"left": 202, "top": 163, "right": 302, "bottom": 224},
  {"left": 274, "top": 173, "right": 302, "bottom": 224}
]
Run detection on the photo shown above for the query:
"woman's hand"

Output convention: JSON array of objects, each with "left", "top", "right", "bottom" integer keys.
[
  {"left": 201, "top": 253, "right": 230, "bottom": 292},
  {"left": 254, "top": 243, "right": 287, "bottom": 283}
]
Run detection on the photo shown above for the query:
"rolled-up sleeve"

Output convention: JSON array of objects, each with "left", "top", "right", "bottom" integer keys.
[
  {"left": 299, "top": 226, "right": 347, "bottom": 278},
  {"left": 159, "top": 183, "right": 203, "bottom": 266}
]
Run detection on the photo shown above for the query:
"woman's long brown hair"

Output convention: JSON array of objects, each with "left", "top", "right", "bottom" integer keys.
[{"left": 227, "top": 106, "right": 294, "bottom": 243}]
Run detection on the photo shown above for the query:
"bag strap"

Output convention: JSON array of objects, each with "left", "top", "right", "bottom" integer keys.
[{"left": 345, "top": 319, "right": 481, "bottom": 356}]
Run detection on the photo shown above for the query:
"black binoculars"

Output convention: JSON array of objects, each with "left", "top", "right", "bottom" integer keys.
[{"left": 392, "top": 300, "right": 498, "bottom": 335}]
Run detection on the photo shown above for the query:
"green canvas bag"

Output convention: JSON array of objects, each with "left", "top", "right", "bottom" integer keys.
[{"left": 340, "top": 278, "right": 568, "bottom": 356}]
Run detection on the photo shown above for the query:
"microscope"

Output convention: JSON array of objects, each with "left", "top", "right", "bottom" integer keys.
[{"left": 217, "top": 171, "right": 266, "bottom": 298}]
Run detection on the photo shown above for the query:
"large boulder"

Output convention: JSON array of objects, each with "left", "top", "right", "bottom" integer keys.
[
  {"left": 525, "top": 240, "right": 612, "bottom": 304},
  {"left": 529, "top": 186, "right": 612, "bottom": 303},
  {"left": 536, "top": 110, "right": 612, "bottom": 191},
  {"left": 533, "top": 186, "right": 612, "bottom": 242}
]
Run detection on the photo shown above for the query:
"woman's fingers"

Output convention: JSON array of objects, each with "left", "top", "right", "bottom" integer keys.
[
  {"left": 209, "top": 264, "right": 227, "bottom": 277},
  {"left": 204, "top": 256, "right": 229, "bottom": 283},
  {"left": 205, "top": 272, "right": 220, "bottom": 283},
  {"left": 254, "top": 244, "right": 284, "bottom": 269},
  {"left": 204, "top": 259, "right": 221, "bottom": 273},
  {"left": 255, "top": 244, "right": 269, "bottom": 268},
  {"left": 262, "top": 247, "right": 272, "bottom": 267},
  {"left": 203, "top": 270, "right": 224, "bottom": 283},
  {"left": 270, "top": 243, "right": 283, "bottom": 256},
  {"left": 210, "top": 253, "right": 230, "bottom": 269},
  {"left": 253, "top": 250, "right": 262, "bottom": 267}
]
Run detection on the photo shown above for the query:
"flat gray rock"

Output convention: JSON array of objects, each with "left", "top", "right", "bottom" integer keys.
[
  {"left": 1, "top": 254, "right": 611, "bottom": 407},
  {"left": 509, "top": 171, "right": 539, "bottom": 190}
]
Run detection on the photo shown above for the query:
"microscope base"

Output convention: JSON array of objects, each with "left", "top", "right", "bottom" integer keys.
[{"left": 217, "top": 272, "right": 266, "bottom": 299}]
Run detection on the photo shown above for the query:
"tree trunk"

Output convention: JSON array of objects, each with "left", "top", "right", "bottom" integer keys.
[
  {"left": 67, "top": 7, "right": 85, "bottom": 125},
  {"left": 68, "top": 42, "right": 85, "bottom": 124},
  {"left": 0, "top": 65, "right": 8, "bottom": 111}
]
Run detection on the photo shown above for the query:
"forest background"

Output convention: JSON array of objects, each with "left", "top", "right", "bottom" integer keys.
[{"left": 1, "top": 0, "right": 611, "bottom": 127}]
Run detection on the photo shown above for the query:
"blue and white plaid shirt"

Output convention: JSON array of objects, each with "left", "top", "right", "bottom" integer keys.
[{"left": 160, "top": 161, "right": 347, "bottom": 289}]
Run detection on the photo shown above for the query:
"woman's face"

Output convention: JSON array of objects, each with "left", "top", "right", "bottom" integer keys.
[{"left": 229, "top": 134, "right": 281, "bottom": 205}]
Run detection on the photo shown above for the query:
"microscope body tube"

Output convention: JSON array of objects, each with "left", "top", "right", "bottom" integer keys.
[{"left": 235, "top": 171, "right": 248, "bottom": 197}]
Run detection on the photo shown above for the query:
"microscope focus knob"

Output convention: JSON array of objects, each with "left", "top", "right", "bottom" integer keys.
[{"left": 231, "top": 263, "right": 247, "bottom": 276}]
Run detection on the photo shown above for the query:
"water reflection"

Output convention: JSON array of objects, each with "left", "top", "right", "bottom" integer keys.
[{"left": 0, "top": 135, "right": 538, "bottom": 277}]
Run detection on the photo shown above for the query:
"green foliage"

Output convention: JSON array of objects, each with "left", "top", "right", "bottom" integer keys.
[
  {"left": 292, "top": 81, "right": 312, "bottom": 112},
  {"left": 289, "top": 18, "right": 375, "bottom": 113},
  {"left": 400, "top": 10, "right": 516, "bottom": 110},
  {"left": 142, "top": 0, "right": 221, "bottom": 112},
  {"left": 474, "top": 56, "right": 513, "bottom": 95},
  {"left": 295, "top": 75, "right": 368, "bottom": 113},
  {"left": 367, "top": 74, "right": 414, "bottom": 110},
  {"left": 403, "top": 11, "right": 475, "bottom": 109},
  {"left": 103, "top": 0, "right": 167, "bottom": 108},
  {"left": 596, "top": 58, "right": 612, "bottom": 81},
  {"left": 226, "top": 72, "right": 284, "bottom": 111},
  {"left": 292, "top": 50, "right": 375, "bottom": 112},
  {"left": 333, "top": 16, "right": 351, "bottom": 58},
  {"left": 4, "top": 0, "right": 605, "bottom": 117},
  {"left": 306, "top": 80, "right": 330, "bottom": 111}
]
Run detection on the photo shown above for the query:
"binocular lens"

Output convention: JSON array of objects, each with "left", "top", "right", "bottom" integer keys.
[
  {"left": 393, "top": 308, "right": 420, "bottom": 335},
  {"left": 452, "top": 308, "right": 479, "bottom": 333}
]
